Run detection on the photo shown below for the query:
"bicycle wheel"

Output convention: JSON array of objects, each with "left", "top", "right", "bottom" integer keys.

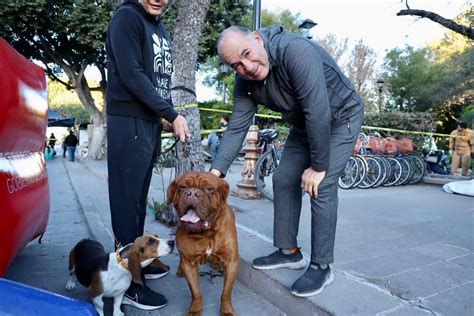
[
  {"left": 372, "top": 156, "right": 389, "bottom": 188},
  {"left": 395, "top": 156, "right": 412, "bottom": 185},
  {"left": 353, "top": 155, "right": 367, "bottom": 187},
  {"left": 338, "top": 156, "right": 359, "bottom": 189},
  {"left": 358, "top": 156, "right": 382, "bottom": 189},
  {"left": 384, "top": 157, "right": 402, "bottom": 186},
  {"left": 254, "top": 150, "right": 279, "bottom": 201},
  {"left": 408, "top": 153, "right": 426, "bottom": 184}
]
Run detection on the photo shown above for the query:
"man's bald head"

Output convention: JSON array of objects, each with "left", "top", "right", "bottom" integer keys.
[
  {"left": 216, "top": 25, "right": 269, "bottom": 81},
  {"left": 217, "top": 26, "right": 252, "bottom": 55}
]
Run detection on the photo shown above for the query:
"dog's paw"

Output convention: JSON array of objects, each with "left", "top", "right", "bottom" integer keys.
[
  {"left": 220, "top": 302, "right": 235, "bottom": 316},
  {"left": 65, "top": 280, "right": 76, "bottom": 291},
  {"left": 176, "top": 265, "right": 184, "bottom": 277}
]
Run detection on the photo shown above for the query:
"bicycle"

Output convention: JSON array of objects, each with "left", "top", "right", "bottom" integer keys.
[{"left": 254, "top": 129, "right": 282, "bottom": 201}]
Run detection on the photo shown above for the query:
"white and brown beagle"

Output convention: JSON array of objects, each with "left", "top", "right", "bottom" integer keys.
[{"left": 65, "top": 235, "right": 174, "bottom": 316}]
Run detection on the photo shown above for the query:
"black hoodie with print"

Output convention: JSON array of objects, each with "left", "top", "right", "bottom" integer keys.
[{"left": 106, "top": 0, "right": 178, "bottom": 124}]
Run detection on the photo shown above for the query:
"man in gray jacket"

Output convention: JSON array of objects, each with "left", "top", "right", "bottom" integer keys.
[{"left": 210, "top": 25, "right": 364, "bottom": 297}]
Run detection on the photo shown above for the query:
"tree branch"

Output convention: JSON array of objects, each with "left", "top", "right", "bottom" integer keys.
[
  {"left": 44, "top": 64, "right": 74, "bottom": 89},
  {"left": 397, "top": 9, "right": 474, "bottom": 40}
]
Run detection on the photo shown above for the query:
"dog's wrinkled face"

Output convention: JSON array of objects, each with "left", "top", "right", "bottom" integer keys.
[{"left": 167, "top": 172, "right": 230, "bottom": 233}]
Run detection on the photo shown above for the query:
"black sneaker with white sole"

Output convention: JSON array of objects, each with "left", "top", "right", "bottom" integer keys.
[
  {"left": 290, "top": 263, "right": 334, "bottom": 297},
  {"left": 252, "top": 248, "right": 306, "bottom": 270},
  {"left": 142, "top": 264, "right": 170, "bottom": 280},
  {"left": 122, "top": 282, "right": 167, "bottom": 310}
]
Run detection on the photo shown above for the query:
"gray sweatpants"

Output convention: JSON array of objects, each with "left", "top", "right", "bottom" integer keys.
[{"left": 272, "top": 110, "right": 363, "bottom": 264}]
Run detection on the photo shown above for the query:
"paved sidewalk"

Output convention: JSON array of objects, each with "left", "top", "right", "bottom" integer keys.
[
  {"left": 5, "top": 158, "right": 283, "bottom": 316},
  {"left": 79, "top": 157, "right": 474, "bottom": 316},
  {"left": 6, "top": 156, "right": 474, "bottom": 315}
]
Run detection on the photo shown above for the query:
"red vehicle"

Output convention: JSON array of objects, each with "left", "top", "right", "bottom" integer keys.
[{"left": 0, "top": 38, "right": 50, "bottom": 276}]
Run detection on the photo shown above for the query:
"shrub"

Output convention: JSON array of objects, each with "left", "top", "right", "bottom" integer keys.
[{"left": 363, "top": 111, "right": 436, "bottom": 151}]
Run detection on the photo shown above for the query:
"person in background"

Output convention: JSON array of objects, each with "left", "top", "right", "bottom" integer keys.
[
  {"left": 48, "top": 133, "right": 57, "bottom": 156},
  {"left": 449, "top": 122, "right": 472, "bottom": 176},
  {"left": 425, "top": 150, "right": 450, "bottom": 175},
  {"left": 210, "top": 25, "right": 364, "bottom": 297},
  {"left": 62, "top": 139, "right": 67, "bottom": 158},
  {"left": 44, "top": 137, "right": 52, "bottom": 160},
  {"left": 105, "top": 0, "right": 190, "bottom": 310},
  {"left": 208, "top": 114, "right": 230, "bottom": 161},
  {"left": 63, "top": 130, "right": 78, "bottom": 162}
]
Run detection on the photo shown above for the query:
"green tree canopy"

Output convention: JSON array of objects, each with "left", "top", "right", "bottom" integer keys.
[
  {"left": 0, "top": 0, "right": 110, "bottom": 90},
  {"left": 162, "top": 0, "right": 251, "bottom": 66},
  {"left": 381, "top": 22, "right": 472, "bottom": 134},
  {"left": 0, "top": 0, "right": 252, "bottom": 158},
  {"left": 382, "top": 46, "right": 442, "bottom": 112},
  {"left": 0, "top": 0, "right": 113, "bottom": 158}
]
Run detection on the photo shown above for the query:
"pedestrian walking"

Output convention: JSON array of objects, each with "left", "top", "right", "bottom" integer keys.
[
  {"left": 48, "top": 133, "right": 57, "bottom": 156},
  {"left": 64, "top": 130, "right": 79, "bottom": 162}
]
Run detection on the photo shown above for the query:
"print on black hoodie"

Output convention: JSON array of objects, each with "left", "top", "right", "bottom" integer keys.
[{"left": 106, "top": 1, "right": 178, "bottom": 124}]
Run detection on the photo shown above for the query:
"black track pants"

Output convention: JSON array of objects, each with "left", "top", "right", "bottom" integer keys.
[{"left": 107, "top": 115, "right": 161, "bottom": 246}]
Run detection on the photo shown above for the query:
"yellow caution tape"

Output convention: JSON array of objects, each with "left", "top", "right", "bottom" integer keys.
[
  {"left": 169, "top": 106, "right": 463, "bottom": 139},
  {"left": 198, "top": 108, "right": 232, "bottom": 114},
  {"left": 362, "top": 125, "right": 457, "bottom": 138},
  {"left": 198, "top": 107, "right": 281, "bottom": 119},
  {"left": 174, "top": 103, "right": 198, "bottom": 111}
]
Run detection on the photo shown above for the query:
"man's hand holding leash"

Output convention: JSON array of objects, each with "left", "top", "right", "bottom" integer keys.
[{"left": 172, "top": 115, "right": 191, "bottom": 142}]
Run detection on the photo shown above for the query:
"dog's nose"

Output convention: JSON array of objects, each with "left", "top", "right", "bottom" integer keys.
[{"left": 185, "top": 188, "right": 203, "bottom": 198}]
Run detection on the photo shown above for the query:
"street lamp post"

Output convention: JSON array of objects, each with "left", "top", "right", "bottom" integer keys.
[
  {"left": 376, "top": 79, "right": 385, "bottom": 112},
  {"left": 220, "top": 64, "right": 229, "bottom": 104},
  {"left": 252, "top": 0, "right": 261, "bottom": 31},
  {"left": 298, "top": 18, "right": 317, "bottom": 39}
]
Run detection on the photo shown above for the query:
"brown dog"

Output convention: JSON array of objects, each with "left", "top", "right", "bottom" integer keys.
[{"left": 167, "top": 171, "right": 239, "bottom": 316}]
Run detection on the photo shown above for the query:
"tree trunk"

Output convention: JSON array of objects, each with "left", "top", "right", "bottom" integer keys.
[
  {"left": 171, "top": 0, "right": 211, "bottom": 172},
  {"left": 64, "top": 66, "right": 107, "bottom": 160}
]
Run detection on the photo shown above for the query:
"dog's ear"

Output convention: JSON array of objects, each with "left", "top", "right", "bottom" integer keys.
[
  {"left": 127, "top": 253, "right": 143, "bottom": 286},
  {"left": 218, "top": 178, "right": 230, "bottom": 201},
  {"left": 166, "top": 175, "right": 181, "bottom": 205}
]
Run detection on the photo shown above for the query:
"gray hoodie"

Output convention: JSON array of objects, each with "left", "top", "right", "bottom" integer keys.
[{"left": 212, "top": 25, "right": 364, "bottom": 175}]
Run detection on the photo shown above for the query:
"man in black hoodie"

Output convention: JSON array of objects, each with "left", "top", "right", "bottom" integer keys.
[
  {"left": 211, "top": 25, "right": 364, "bottom": 297},
  {"left": 106, "top": 0, "right": 190, "bottom": 310}
]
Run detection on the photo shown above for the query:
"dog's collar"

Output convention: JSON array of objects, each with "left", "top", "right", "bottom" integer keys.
[{"left": 115, "top": 251, "right": 129, "bottom": 271}]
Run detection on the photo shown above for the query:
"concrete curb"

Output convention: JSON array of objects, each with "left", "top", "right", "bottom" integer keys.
[
  {"left": 237, "top": 259, "right": 331, "bottom": 316},
  {"left": 63, "top": 159, "right": 114, "bottom": 251},
  {"left": 422, "top": 174, "right": 472, "bottom": 185}
]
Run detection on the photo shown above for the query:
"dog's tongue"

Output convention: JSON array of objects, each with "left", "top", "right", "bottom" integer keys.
[{"left": 180, "top": 210, "right": 200, "bottom": 223}]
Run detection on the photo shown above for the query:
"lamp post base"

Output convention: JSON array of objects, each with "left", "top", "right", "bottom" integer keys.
[{"left": 234, "top": 125, "right": 262, "bottom": 199}]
